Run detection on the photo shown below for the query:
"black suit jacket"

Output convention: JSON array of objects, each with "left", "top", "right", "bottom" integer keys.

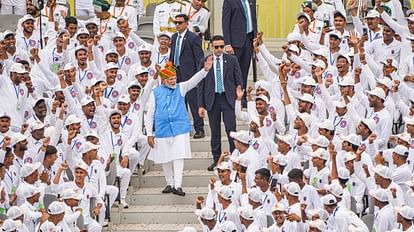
[
  {"left": 170, "top": 29, "right": 204, "bottom": 82},
  {"left": 197, "top": 54, "right": 242, "bottom": 111},
  {"left": 222, "top": 0, "right": 257, "bottom": 48}
]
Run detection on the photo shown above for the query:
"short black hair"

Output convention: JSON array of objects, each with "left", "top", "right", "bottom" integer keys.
[
  {"left": 211, "top": 35, "right": 225, "bottom": 43},
  {"left": 45, "top": 145, "right": 58, "bottom": 158},
  {"left": 288, "top": 168, "right": 303, "bottom": 181},
  {"left": 175, "top": 14, "right": 189, "bottom": 22},
  {"left": 18, "top": 60, "right": 30, "bottom": 66},
  {"left": 255, "top": 168, "right": 271, "bottom": 182},
  {"left": 65, "top": 16, "right": 78, "bottom": 27}
]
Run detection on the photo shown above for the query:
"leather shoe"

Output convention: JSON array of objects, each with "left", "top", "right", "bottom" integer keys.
[
  {"left": 162, "top": 185, "right": 174, "bottom": 194},
  {"left": 173, "top": 187, "right": 186, "bottom": 196},
  {"left": 193, "top": 131, "right": 205, "bottom": 139},
  {"left": 207, "top": 162, "right": 217, "bottom": 171}
]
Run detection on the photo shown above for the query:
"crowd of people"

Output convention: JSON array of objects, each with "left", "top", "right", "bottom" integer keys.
[{"left": 0, "top": 0, "right": 412, "bottom": 231}]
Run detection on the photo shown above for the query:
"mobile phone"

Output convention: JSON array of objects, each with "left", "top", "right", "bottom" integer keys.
[
  {"left": 324, "top": 20, "right": 330, "bottom": 28},
  {"left": 363, "top": 27, "right": 368, "bottom": 36},
  {"left": 270, "top": 178, "right": 278, "bottom": 189}
]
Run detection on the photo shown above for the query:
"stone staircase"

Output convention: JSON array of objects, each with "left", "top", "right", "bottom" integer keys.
[{"left": 106, "top": 120, "right": 249, "bottom": 232}]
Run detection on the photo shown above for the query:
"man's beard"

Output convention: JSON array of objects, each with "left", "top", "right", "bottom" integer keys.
[{"left": 165, "top": 83, "right": 176, "bottom": 89}]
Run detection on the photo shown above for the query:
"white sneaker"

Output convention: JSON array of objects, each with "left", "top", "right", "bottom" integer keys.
[{"left": 121, "top": 199, "right": 129, "bottom": 209}]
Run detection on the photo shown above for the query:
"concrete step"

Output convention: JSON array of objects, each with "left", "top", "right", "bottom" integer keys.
[
  {"left": 135, "top": 169, "right": 214, "bottom": 188},
  {"left": 118, "top": 205, "right": 199, "bottom": 224},
  {"left": 109, "top": 223, "right": 202, "bottom": 232},
  {"left": 190, "top": 136, "right": 230, "bottom": 152},
  {"left": 130, "top": 186, "right": 209, "bottom": 206},
  {"left": 189, "top": 119, "right": 250, "bottom": 137},
  {"left": 147, "top": 152, "right": 214, "bottom": 171}
]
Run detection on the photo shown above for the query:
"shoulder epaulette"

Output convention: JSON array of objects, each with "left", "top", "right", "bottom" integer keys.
[
  {"left": 202, "top": 5, "right": 209, "bottom": 11},
  {"left": 157, "top": 0, "right": 167, "bottom": 5}
]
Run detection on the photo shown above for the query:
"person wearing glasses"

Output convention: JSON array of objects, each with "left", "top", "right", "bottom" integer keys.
[
  {"left": 197, "top": 35, "right": 242, "bottom": 171},
  {"left": 153, "top": 0, "right": 186, "bottom": 39},
  {"left": 170, "top": 14, "right": 206, "bottom": 139}
]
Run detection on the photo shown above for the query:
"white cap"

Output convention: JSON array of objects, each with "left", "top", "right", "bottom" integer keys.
[
  {"left": 312, "top": 48, "right": 329, "bottom": 58},
  {"left": 338, "top": 167, "right": 350, "bottom": 179},
  {"left": 104, "top": 62, "right": 119, "bottom": 71},
  {"left": 272, "top": 154, "right": 288, "bottom": 166},
  {"left": 48, "top": 201, "right": 66, "bottom": 215},
  {"left": 311, "top": 148, "right": 329, "bottom": 160},
  {"left": 6, "top": 206, "right": 24, "bottom": 219},
  {"left": 303, "top": 169, "right": 310, "bottom": 179},
  {"left": 117, "top": 94, "right": 130, "bottom": 104},
  {"left": 75, "top": 160, "right": 88, "bottom": 172},
  {"left": 1, "top": 219, "right": 22, "bottom": 232},
  {"left": 397, "top": 133, "right": 411, "bottom": 144},
  {"left": 297, "top": 12, "right": 311, "bottom": 22},
  {"left": 276, "top": 134, "right": 294, "bottom": 147},
  {"left": 21, "top": 14, "right": 35, "bottom": 22},
  {"left": 360, "top": 118, "right": 377, "bottom": 133},
  {"left": 237, "top": 206, "right": 255, "bottom": 220},
  {"left": 342, "top": 134, "right": 361, "bottom": 146},
  {"left": 373, "top": 165, "right": 391, "bottom": 179},
  {"left": 112, "top": 32, "right": 126, "bottom": 40},
  {"left": 396, "top": 206, "right": 414, "bottom": 220},
  {"left": 2, "top": 30, "right": 14, "bottom": 40},
  {"left": 20, "top": 162, "right": 41, "bottom": 178},
  {"left": 326, "top": 182, "right": 343, "bottom": 198},
  {"left": 61, "top": 189, "right": 81, "bottom": 200},
  {"left": 39, "top": 221, "right": 61, "bottom": 232},
  {"left": 216, "top": 185, "right": 233, "bottom": 200},
  {"left": 344, "top": 152, "right": 357, "bottom": 162},
  {"left": 104, "top": 49, "right": 118, "bottom": 57},
  {"left": 301, "top": 76, "right": 317, "bottom": 87},
  {"left": 248, "top": 188, "right": 263, "bottom": 203},
  {"left": 219, "top": 221, "right": 238, "bottom": 232},
  {"left": 134, "top": 66, "right": 149, "bottom": 75},
  {"left": 394, "top": 145, "right": 409, "bottom": 157},
  {"left": 407, "top": 13, "right": 414, "bottom": 21},
  {"left": 297, "top": 93, "right": 314, "bottom": 104},
  {"left": 297, "top": 112, "right": 312, "bottom": 128},
  {"left": 229, "top": 130, "right": 251, "bottom": 144},
  {"left": 22, "top": 185, "right": 44, "bottom": 199},
  {"left": 312, "top": 59, "right": 326, "bottom": 70},
  {"left": 338, "top": 75, "right": 355, "bottom": 86},
  {"left": 128, "top": 80, "right": 142, "bottom": 89},
  {"left": 377, "top": 77, "right": 393, "bottom": 90},
  {"left": 287, "top": 32, "right": 301, "bottom": 42},
  {"left": 333, "top": 100, "right": 347, "bottom": 108},
  {"left": 138, "top": 43, "right": 152, "bottom": 52},
  {"left": 255, "top": 95, "right": 269, "bottom": 104},
  {"left": 30, "top": 120, "right": 45, "bottom": 131},
  {"left": 10, "top": 133, "right": 28, "bottom": 146},
  {"left": 76, "top": 28, "right": 89, "bottom": 37},
  {"left": 308, "top": 135, "right": 330, "bottom": 148},
  {"left": 369, "top": 188, "right": 390, "bottom": 202},
  {"left": 271, "top": 203, "right": 286, "bottom": 212},
  {"left": 65, "top": 115, "right": 82, "bottom": 127},
  {"left": 321, "top": 194, "right": 337, "bottom": 205},
  {"left": 308, "top": 219, "right": 326, "bottom": 231},
  {"left": 81, "top": 96, "right": 95, "bottom": 106},
  {"left": 80, "top": 141, "right": 100, "bottom": 153},
  {"left": 367, "top": 10, "right": 380, "bottom": 18},
  {"left": 329, "top": 31, "right": 342, "bottom": 40},
  {"left": 0, "top": 111, "right": 10, "bottom": 119},
  {"left": 63, "top": 63, "right": 75, "bottom": 71},
  {"left": 367, "top": 87, "right": 386, "bottom": 100},
  {"left": 333, "top": 10, "right": 346, "bottom": 19},
  {"left": 285, "top": 182, "right": 300, "bottom": 196},
  {"left": 405, "top": 117, "right": 414, "bottom": 125},
  {"left": 288, "top": 44, "right": 300, "bottom": 53},
  {"left": 74, "top": 45, "right": 88, "bottom": 53},
  {"left": 116, "top": 15, "right": 129, "bottom": 23},
  {"left": 318, "top": 119, "right": 334, "bottom": 131},
  {"left": 337, "top": 53, "right": 350, "bottom": 63},
  {"left": 85, "top": 18, "right": 99, "bottom": 26},
  {"left": 216, "top": 161, "right": 231, "bottom": 170},
  {"left": 237, "top": 155, "right": 250, "bottom": 167},
  {"left": 195, "top": 207, "right": 216, "bottom": 220},
  {"left": 10, "top": 63, "right": 27, "bottom": 74}
]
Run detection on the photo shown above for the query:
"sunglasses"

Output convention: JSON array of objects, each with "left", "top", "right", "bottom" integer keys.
[
  {"left": 174, "top": 21, "right": 185, "bottom": 25},
  {"left": 214, "top": 45, "right": 225, "bottom": 49}
]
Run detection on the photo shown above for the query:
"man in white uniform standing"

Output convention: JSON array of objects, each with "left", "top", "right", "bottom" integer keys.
[{"left": 146, "top": 58, "right": 213, "bottom": 196}]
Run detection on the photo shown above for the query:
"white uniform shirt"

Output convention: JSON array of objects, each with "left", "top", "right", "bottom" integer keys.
[
  {"left": 373, "top": 204, "right": 397, "bottom": 232},
  {"left": 183, "top": 2, "right": 210, "bottom": 34}
]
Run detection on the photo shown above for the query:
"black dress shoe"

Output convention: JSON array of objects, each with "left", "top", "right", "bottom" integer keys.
[
  {"left": 173, "top": 187, "right": 186, "bottom": 196},
  {"left": 162, "top": 185, "right": 174, "bottom": 194},
  {"left": 207, "top": 162, "right": 217, "bottom": 171},
  {"left": 193, "top": 131, "right": 205, "bottom": 139}
]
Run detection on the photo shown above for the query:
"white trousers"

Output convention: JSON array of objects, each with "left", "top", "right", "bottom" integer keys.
[
  {"left": 86, "top": 220, "right": 102, "bottom": 232},
  {"left": 1, "top": 5, "right": 26, "bottom": 15},
  {"left": 116, "top": 166, "right": 131, "bottom": 199},
  {"left": 162, "top": 159, "right": 184, "bottom": 188},
  {"left": 136, "top": 136, "right": 150, "bottom": 166},
  {"left": 106, "top": 185, "right": 118, "bottom": 208},
  {"left": 126, "top": 147, "right": 140, "bottom": 174}
]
